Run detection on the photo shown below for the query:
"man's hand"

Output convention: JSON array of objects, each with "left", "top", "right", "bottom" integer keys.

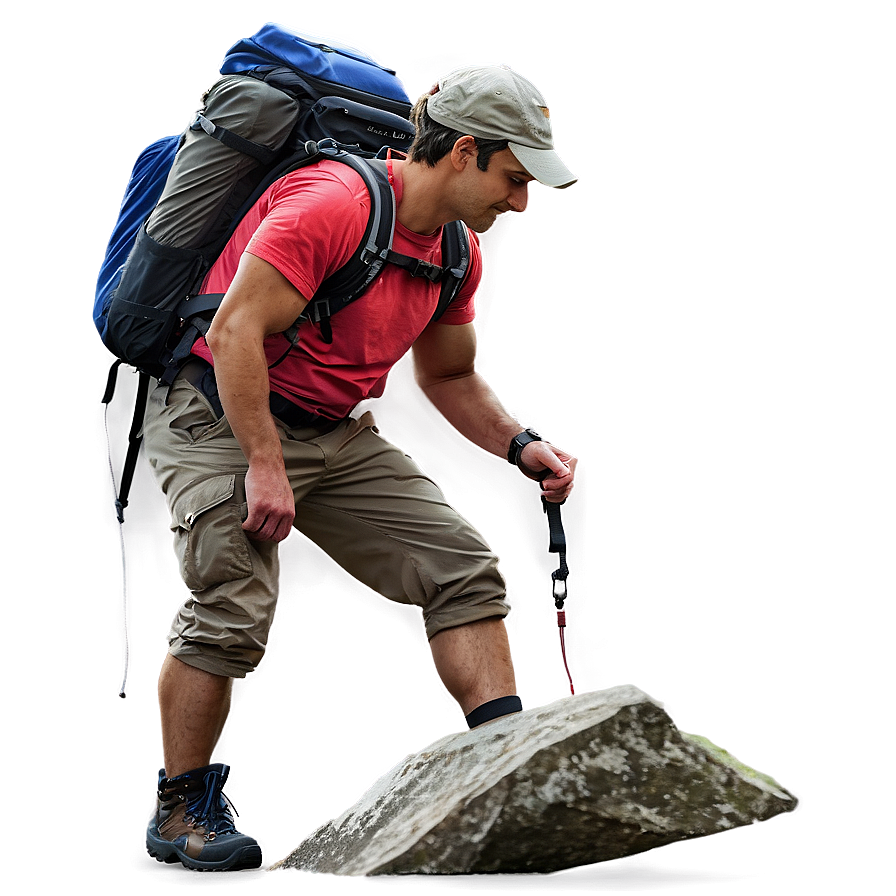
[
  {"left": 519, "top": 441, "right": 577, "bottom": 503},
  {"left": 242, "top": 462, "right": 295, "bottom": 542}
]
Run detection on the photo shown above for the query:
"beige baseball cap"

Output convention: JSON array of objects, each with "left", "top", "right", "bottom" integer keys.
[{"left": 426, "top": 64, "right": 576, "bottom": 189}]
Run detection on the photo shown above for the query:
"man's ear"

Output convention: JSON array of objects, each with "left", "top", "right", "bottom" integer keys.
[{"left": 450, "top": 135, "right": 479, "bottom": 172}]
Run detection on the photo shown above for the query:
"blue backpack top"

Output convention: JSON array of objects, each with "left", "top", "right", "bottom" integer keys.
[{"left": 220, "top": 24, "right": 412, "bottom": 107}]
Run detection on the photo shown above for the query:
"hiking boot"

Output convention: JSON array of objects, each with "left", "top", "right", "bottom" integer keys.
[{"left": 146, "top": 763, "right": 262, "bottom": 871}]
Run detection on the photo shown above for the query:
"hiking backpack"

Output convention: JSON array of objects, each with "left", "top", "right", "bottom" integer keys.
[{"left": 96, "top": 23, "right": 471, "bottom": 520}]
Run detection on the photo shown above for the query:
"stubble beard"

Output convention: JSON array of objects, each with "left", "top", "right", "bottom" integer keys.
[{"left": 464, "top": 207, "right": 503, "bottom": 234}]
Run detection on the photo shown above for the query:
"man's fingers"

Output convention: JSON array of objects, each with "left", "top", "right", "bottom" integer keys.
[
  {"left": 540, "top": 467, "right": 570, "bottom": 487},
  {"left": 272, "top": 513, "right": 294, "bottom": 542},
  {"left": 540, "top": 470, "right": 574, "bottom": 498},
  {"left": 243, "top": 506, "right": 294, "bottom": 542},
  {"left": 242, "top": 510, "right": 269, "bottom": 538},
  {"left": 542, "top": 478, "right": 572, "bottom": 495}
]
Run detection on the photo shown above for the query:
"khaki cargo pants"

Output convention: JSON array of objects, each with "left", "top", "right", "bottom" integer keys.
[{"left": 142, "top": 370, "right": 509, "bottom": 678}]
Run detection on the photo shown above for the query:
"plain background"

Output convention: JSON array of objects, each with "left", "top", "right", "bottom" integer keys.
[{"left": 3, "top": 2, "right": 892, "bottom": 893}]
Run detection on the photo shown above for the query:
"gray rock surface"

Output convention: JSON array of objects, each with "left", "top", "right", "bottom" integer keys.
[{"left": 274, "top": 685, "right": 797, "bottom": 875}]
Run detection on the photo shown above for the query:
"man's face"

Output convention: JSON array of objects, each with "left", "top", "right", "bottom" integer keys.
[{"left": 453, "top": 147, "right": 534, "bottom": 233}]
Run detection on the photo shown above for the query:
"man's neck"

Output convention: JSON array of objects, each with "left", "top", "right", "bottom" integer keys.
[{"left": 393, "top": 158, "right": 455, "bottom": 235}]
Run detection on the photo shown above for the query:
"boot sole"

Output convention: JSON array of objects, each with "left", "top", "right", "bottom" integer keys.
[{"left": 147, "top": 830, "right": 262, "bottom": 871}]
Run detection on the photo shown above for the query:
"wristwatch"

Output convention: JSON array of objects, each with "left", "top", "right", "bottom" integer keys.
[{"left": 507, "top": 428, "right": 543, "bottom": 468}]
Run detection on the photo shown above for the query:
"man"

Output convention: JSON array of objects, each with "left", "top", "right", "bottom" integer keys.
[{"left": 143, "top": 63, "right": 578, "bottom": 871}]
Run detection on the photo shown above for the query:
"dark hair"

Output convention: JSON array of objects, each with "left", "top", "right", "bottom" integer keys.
[{"left": 408, "top": 93, "right": 509, "bottom": 171}]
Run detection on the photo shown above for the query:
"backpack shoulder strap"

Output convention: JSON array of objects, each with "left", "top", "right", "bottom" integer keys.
[
  {"left": 432, "top": 220, "right": 470, "bottom": 323},
  {"left": 300, "top": 150, "right": 396, "bottom": 331}
]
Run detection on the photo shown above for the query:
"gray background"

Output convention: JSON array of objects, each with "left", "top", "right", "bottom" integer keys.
[{"left": 5, "top": 1, "right": 891, "bottom": 892}]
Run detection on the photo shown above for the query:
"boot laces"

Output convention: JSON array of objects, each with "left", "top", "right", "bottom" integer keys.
[{"left": 182, "top": 768, "right": 240, "bottom": 838}]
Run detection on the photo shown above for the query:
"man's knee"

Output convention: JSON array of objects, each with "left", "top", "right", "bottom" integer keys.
[
  {"left": 166, "top": 548, "right": 279, "bottom": 681},
  {"left": 167, "top": 571, "right": 277, "bottom": 679}
]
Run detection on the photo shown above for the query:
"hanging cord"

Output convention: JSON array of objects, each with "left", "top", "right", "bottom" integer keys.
[
  {"left": 103, "top": 391, "right": 130, "bottom": 698},
  {"left": 542, "top": 496, "right": 574, "bottom": 694},
  {"left": 101, "top": 362, "right": 150, "bottom": 698}
]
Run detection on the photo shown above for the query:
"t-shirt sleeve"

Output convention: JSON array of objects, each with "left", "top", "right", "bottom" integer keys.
[
  {"left": 437, "top": 227, "right": 482, "bottom": 326},
  {"left": 245, "top": 163, "right": 370, "bottom": 300}
]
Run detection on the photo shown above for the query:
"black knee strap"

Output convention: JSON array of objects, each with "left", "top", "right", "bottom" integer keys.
[{"left": 465, "top": 695, "right": 523, "bottom": 729}]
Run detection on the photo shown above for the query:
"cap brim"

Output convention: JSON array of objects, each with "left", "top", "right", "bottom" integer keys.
[{"left": 509, "top": 143, "right": 577, "bottom": 189}]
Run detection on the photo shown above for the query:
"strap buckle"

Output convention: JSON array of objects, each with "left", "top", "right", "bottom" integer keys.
[
  {"left": 301, "top": 297, "right": 332, "bottom": 325},
  {"left": 406, "top": 257, "right": 443, "bottom": 282},
  {"left": 552, "top": 572, "right": 568, "bottom": 607},
  {"left": 360, "top": 246, "right": 389, "bottom": 268}
]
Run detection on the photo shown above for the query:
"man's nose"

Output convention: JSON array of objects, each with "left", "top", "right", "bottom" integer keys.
[{"left": 508, "top": 183, "right": 529, "bottom": 213}]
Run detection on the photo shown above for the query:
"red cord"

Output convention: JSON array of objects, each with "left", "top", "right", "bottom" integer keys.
[{"left": 557, "top": 610, "right": 574, "bottom": 695}]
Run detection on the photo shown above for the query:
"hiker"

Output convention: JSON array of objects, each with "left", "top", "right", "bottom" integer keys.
[{"left": 143, "top": 63, "right": 577, "bottom": 871}]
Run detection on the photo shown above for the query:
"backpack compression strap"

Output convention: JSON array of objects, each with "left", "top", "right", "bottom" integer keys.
[{"left": 192, "top": 113, "right": 279, "bottom": 166}]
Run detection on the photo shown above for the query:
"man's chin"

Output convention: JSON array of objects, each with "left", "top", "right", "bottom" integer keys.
[{"left": 465, "top": 212, "right": 501, "bottom": 233}]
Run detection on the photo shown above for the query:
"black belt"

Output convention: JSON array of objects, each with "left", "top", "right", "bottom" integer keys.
[{"left": 179, "top": 359, "right": 343, "bottom": 432}]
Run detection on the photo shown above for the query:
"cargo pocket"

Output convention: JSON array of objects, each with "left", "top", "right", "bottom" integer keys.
[{"left": 171, "top": 474, "right": 252, "bottom": 592}]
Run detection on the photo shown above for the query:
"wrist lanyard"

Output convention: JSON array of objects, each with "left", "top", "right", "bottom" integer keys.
[{"left": 543, "top": 496, "right": 574, "bottom": 694}]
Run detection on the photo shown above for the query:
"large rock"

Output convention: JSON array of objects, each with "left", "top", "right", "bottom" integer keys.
[{"left": 274, "top": 685, "right": 797, "bottom": 875}]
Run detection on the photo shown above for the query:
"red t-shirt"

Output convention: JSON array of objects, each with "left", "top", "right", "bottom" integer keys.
[{"left": 192, "top": 158, "right": 481, "bottom": 419}]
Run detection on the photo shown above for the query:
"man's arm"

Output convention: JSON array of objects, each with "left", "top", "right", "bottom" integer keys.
[
  {"left": 204, "top": 252, "right": 309, "bottom": 541},
  {"left": 413, "top": 322, "right": 576, "bottom": 503}
]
